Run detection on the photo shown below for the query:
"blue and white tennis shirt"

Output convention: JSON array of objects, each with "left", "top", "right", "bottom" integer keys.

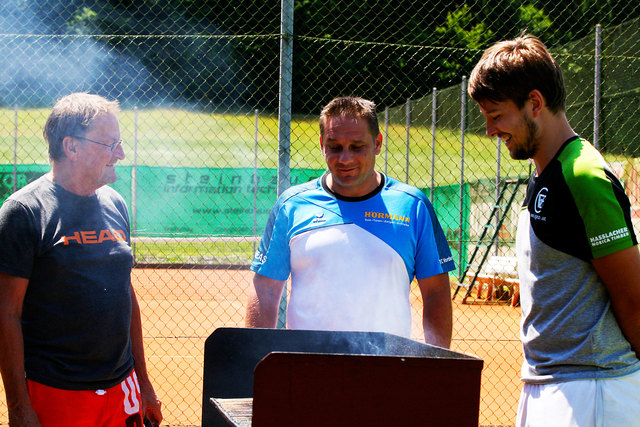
[{"left": 251, "top": 173, "right": 455, "bottom": 338}]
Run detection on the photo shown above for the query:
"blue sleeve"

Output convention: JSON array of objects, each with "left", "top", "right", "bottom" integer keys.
[
  {"left": 415, "top": 196, "right": 455, "bottom": 279},
  {"left": 250, "top": 197, "right": 292, "bottom": 281}
]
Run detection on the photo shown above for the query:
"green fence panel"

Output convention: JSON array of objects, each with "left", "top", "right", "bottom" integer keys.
[
  {"left": 110, "top": 165, "right": 133, "bottom": 216},
  {"left": 0, "top": 165, "right": 468, "bottom": 261},
  {"left": 132, "top": 166, "right": 325, "bottom": 237},
  {"left": 0, "top": 164, "right": 51, "bottom": 203},
  {"left": 0, "top": 164, "right": 325, "bottom": 237},
  {"left": 0, "top": 163, "right": 133, "bottom": 217},
  {"left": 424, "top": 183, "right": 470, "bottom": 276}
]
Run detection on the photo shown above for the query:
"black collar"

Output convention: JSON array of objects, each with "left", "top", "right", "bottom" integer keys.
[{"left": 321, "top": 173, "right": 385, "bottom": 201}]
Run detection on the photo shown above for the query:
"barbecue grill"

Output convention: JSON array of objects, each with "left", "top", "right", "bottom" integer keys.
[{"left": 202, "top": 327, "right": 483, "bottom": 427}]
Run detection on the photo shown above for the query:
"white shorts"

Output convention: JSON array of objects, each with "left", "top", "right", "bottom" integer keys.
[{"left": 516, "top": 369, "right": 640, "bottom": 427}]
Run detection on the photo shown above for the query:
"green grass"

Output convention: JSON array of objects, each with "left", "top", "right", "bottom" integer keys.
[
  {"left": 0, "top": 109, "right": 532, "bottom": 181},
  {"left": 1, "top": 107, "right": 532, "bottom": 186},
  {"left": 1, "top": 106, "right": 629, "bottom": 184},
  {"left": 132, "top": 240, "right": 257, "bottom": 265}
]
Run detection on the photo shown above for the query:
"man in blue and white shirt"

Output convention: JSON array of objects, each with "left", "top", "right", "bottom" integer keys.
[{"left": 246, "top": 96, "right": 455, "bottom": 346}]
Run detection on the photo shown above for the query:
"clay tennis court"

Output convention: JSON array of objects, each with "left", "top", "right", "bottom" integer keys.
[
  {"left": 0, "top": 268, "right": 522, "bottom": 426},
  {"left": 131, "top": 267, "right": 523, "bottom": 426}
]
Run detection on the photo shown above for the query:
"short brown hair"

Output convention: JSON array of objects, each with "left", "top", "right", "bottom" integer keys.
[
  {"left": 468, "top": 35, "right": 566, "bottom": 113},
  {"left": 319, "top": 96, "right": 380, "bottom": 138},
  {"left": 44, "top": 92, "right": 120, "bottom": 161}
]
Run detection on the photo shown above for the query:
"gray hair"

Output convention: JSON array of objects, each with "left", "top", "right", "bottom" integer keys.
[{"left": 44, "top": 92, "right": 120, "bottom": 161}]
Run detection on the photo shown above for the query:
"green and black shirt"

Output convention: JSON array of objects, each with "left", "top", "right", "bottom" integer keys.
[{"left": 517, "top": 136, "right": 640, "bottom": 383}]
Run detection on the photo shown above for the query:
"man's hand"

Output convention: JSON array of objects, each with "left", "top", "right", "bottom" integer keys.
[
  {"left": 8, "top": 402, "right": 41, "bottom": 427},
  {"left": 141, "top": 391, "right": 162, "bottom": 427}
]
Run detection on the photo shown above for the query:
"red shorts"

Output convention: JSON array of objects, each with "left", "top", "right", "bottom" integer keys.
[{"left": 28, "top": 370, "right": 144, "bottom": 427}]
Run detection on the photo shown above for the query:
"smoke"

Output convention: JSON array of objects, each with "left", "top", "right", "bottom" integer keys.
[{"left": 0, "top": 0, "right": 171, "bottom": 107}]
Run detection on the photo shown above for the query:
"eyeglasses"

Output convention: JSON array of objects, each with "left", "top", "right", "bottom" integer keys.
[{"left": 72, "top": 135, "right": 123, "bottom": 152}]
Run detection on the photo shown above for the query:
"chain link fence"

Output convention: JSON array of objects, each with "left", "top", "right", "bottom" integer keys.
[{"left": 1, "top": 1, "right": 640, "bottom": 425}]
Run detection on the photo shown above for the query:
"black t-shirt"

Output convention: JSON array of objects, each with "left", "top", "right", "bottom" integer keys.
[{"left": 0, "top": 175, "right": 135, "bottom": 390}]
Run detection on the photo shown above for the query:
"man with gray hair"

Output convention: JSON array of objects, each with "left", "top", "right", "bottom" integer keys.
[
  {"left": 246, "top": 96, "right": 455, "bottom": 347},
  {"left": 0, "top": 93, "right": 162, "bottom": 426}
]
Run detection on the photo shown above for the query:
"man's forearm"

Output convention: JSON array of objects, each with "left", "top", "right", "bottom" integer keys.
[
  {"left": 593, "top": 246, "right": 640, "bottom": 358},
  {"left": 419, "top": 273, "right": 453, "bottom": 348},
  {"left": 423, "top": 300, "right": 452, "bottom": 348},
  {"left": 129, "top": 285, "right": 163, "bottom": 426},
  {"left": 129, "top": 288, "right": 153, "bottom": 388},
  {"left": 245, "top": 292, "right": 279, "bottom": 327},
  {"left": 0, "top": 314, "right": 39, "bottom": 425},
  {"left": 245, "top": 274, "right": 285, "bottom": 328}
]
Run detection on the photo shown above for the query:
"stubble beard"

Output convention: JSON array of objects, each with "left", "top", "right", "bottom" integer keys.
[{"left": 510, "top": 116, "right": 539, "bottom": 160}]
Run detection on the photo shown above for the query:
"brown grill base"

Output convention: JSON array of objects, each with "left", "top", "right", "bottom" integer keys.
[{"left": 202, "top": 328, "right": 483, "bottom": 427}]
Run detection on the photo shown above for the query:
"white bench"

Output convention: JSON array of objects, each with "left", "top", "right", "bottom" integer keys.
[{"left": 465, "top": 256, "right": 520, "bottom": 306}]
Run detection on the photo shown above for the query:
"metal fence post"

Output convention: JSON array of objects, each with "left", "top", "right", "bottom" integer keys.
[
  {"left": 384, "top": 106, "right": 389, "bottom": 175},
  {"left": 254, "top": 109, "right": 259, "bottom": 253},
  {"left": 460, "top": 77, "right": 467, "bottom": 278},
  {"left": 594, "top": 24, "right": 602, "bottom": 149},
  {"left": 132, "top": 106, "right": 138, "bottom": 260},
  {"left": 277, "top": 0, "right": 294, "bottom": 329},
  {"left": 431, "top": 88, "right": 437, "bottom": 201},
  {"left": 277, "top": 0, "right": 294, "bottom": 196},
  {"left": 405, "top": 98, "right": 411, "bottom": 184},
  {"left": 13, "top": 104, "right": 18, "bottom": 193},
  {"left": 495, "top": 137, "right": 501, "bottom": 256}
]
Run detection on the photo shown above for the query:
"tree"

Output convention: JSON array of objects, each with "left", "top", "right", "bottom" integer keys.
[{"left": 434, "top": 5, "right": 493, "bottom": 84}]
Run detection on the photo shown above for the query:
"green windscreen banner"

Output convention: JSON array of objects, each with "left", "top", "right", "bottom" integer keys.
[
  {"left": 130, "top": 166, "right": 325, "bottom": 236},
  {"left": 0, "top": 164, "right": 324, "bottom": 237},
  {"left": 0, "top": 164, "right": 51, "bottom": 202},
  {"left": 0, "top": 165, "right": 468, "bottom": 272},
  {"left": 0, "top": 163, "right": 132, "bottom": 204},
  {"left": 423, "top": 183, "right": 470, "bottom": 277}
]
